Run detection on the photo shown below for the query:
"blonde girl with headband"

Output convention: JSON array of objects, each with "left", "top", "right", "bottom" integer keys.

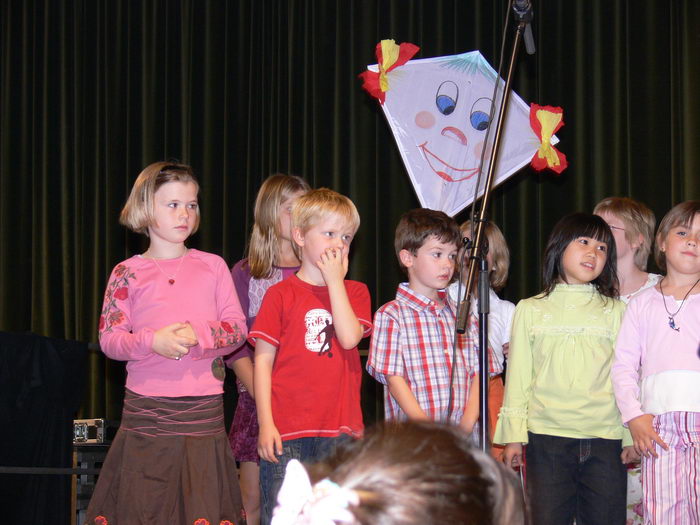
[
  {"left": 226, "top": 174, "right": 310, "bottom": 525},
  {"left": 447, "top": 220, "right": 516, "bottom": 457},
  {"left": 86, "top": 161, "right": 247, "bottom": 525},
  {"left": 612, "top": 201, "right": 700, "bottom": 524},
  {"left": 272, "top": 421, "right": 526, "bottom": 525}
]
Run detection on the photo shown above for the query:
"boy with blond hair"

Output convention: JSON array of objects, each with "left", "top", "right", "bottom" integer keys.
[
  {"left": 367, "top": 208, "right": 480, "bottom": 434},
  {"left": 250, "top": 188, "right": 372, "bottom": 525}
]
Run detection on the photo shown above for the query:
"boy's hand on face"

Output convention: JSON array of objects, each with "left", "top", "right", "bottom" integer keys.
[{"left": 316, "top": 247, "right": 348, "bottom": 285}]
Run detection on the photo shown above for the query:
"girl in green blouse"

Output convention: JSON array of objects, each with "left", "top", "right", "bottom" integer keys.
[{"left": 494, "top": 213, "right": 634, "bottom": 525}]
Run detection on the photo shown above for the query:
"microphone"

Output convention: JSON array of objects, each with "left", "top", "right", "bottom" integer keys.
[
  {"left": 512, "top": 0, "right": 536, "bottom": 55},
  {"left": 512, "top": 0, "right": 532, "bottom": 20}
]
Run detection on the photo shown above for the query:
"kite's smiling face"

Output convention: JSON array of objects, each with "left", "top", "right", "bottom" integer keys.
[
  {"left": 373, "top": 50, "right": 544, "bottom": 215},
  {"left": 412, "top": 79, "right": 493, "bottom": 182}
]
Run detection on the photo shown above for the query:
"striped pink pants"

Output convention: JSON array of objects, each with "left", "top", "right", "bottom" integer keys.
[{"left": 642, "top": 411, "right": 700, "bottom": 525}]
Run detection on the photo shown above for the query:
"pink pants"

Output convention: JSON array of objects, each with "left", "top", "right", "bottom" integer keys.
[{"left": 642, "top": 411, "right": 700, "bottom": 525}]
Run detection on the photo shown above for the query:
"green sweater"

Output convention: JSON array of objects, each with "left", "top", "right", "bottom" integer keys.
[{"left": 494, "top": 284, "right": 631, "bottom": 446}]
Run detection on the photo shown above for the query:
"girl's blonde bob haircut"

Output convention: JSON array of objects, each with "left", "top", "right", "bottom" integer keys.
[
  {"left": 119, "top": 161, "right": 200, "bottom": 235},
  {"left": 654, "top": 200, "right": 700, "bottom": 272},
  {"left": 593, "top": 197, "right": 655, "bottom": 271},
  {"left": 461, "top": 220, "right": 510, "bottom": 291},
  {"left": 247, "top": 174, "right": 311, "bottom": 279}
]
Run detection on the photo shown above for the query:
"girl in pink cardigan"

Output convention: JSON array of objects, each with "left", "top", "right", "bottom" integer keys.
[{"left": 612, "top": 200, "right": 700, "bottom": 525}]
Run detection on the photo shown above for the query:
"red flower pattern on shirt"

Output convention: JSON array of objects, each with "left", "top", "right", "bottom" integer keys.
[
  {"left": 100, "top": 264, "right": 135, "bottom": 334},
  {"left": 114, "top": 287, "right": 129, "bottom": 300},
  {"left": 210, "top": 321, "right": 243, "bottom": 349}
]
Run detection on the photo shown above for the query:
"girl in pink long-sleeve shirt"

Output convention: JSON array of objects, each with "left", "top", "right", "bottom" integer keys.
[
  {"left": 87, "top": 162, "right": 247, "bottom": 525},
  {"left": 612, "top": 200, "right": 700, "bottom": 525}
]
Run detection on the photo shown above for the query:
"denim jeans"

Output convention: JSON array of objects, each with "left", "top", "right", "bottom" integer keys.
[
  {"left": 259, "top": 435, "right": 351, "bottom": 525},
  {"left": 526, "top": 432, "right": 626, "bottom": 525}
]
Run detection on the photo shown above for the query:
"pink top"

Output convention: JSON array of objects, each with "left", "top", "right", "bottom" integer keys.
[
  {"left": 98, "top": 249, "right": 247, "bottom": 397},
  {"left": 612, "top": 285, "right": 700, "bottom": 423}
]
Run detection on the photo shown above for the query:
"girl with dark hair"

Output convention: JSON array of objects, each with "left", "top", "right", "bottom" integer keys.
[
  {"left": 539, "top": 212, "right": 620, "bottom": 299},
  {"left": 494, "top": 213, "right": 635, "bottom": 525}
]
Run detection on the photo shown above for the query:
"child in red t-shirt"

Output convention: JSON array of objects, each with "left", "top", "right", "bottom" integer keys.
[{"left": 249, "top": 188, "right": 372, "bottom": 525}]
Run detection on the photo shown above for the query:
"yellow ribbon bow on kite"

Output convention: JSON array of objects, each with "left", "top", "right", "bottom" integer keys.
[
  {"left": 359, "top": 39, "right": 419, "bottom": 104},
  {"left": 530, "top": 104, "right": 568, "bottom": 174}
]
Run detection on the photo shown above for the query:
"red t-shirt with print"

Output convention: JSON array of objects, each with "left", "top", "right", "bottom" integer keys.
[{"left": 249, "top": 274, "right": 372, "bottom": 440}]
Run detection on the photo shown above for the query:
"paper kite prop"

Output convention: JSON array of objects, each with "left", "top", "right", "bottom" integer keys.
[{"left": 360, "top": 40, "right": 566, "bottom": 216}]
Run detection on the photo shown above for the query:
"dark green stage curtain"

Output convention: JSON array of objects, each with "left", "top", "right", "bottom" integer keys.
[{"left": 1, "top": 0, "right": 699, "bottom": 420}]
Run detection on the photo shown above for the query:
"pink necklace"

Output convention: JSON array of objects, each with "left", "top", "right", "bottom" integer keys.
[{"left": 147, "top": 250, "right": 187, "bottom": 285}]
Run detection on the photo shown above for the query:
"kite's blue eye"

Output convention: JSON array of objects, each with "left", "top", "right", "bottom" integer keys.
[
  {"left": 436, "top": 81, "right": 459, "bottom": 115},
  {"left": 470, "top": 97, "right": 492, "bottom": 131},
  {"left": 470, "top": 111, "right": 490, "bottom": 131},
  {"left": 437, "top": 96, "right": 456, "bottom": 115}
]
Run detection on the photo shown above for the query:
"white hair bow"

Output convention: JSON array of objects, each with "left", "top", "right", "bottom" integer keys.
[{"left": 271, "top": 459, "right": 358, "bottom": 525}]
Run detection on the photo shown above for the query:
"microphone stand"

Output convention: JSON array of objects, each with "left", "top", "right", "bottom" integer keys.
[
  {"left": 456, "top": 3, "right": 534, "bottom": 453},
  {"left": 476, "top": 248, "right": 491, "bottom": 451}
]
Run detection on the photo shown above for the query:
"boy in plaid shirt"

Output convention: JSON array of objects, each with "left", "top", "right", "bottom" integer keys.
[{"left": 367, "top": 208, "right": 480, "bottom": 433}]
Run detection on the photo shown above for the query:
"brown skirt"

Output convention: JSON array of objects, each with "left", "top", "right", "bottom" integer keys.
[{"left": 86, "top": 389, "right": 242, "bottom": 525}]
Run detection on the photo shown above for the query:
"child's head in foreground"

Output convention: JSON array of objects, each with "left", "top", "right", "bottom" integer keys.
[
  {"left": 541, "top": 212, "right": 619, "bottom": 299},
  {"left": 654, "top": 200, "right": 700, "bottom": 273},
  {"left": 460, "top": 219, "right": 511, "bottom": 291},
  {"left": 272, "top": 421, "right": 527, "bottom": 525},
  {"left": 119, "top": 161, "right": 200, "bottom": 236},
  {"left": 291, "top": 188, "right": 360, "bottom": 260},
  {"left": 593, "top": 197, "right": 656, "bottom": 271},
  {"left": 394, "top": 208, "right": 462, "bottom": 293}
]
